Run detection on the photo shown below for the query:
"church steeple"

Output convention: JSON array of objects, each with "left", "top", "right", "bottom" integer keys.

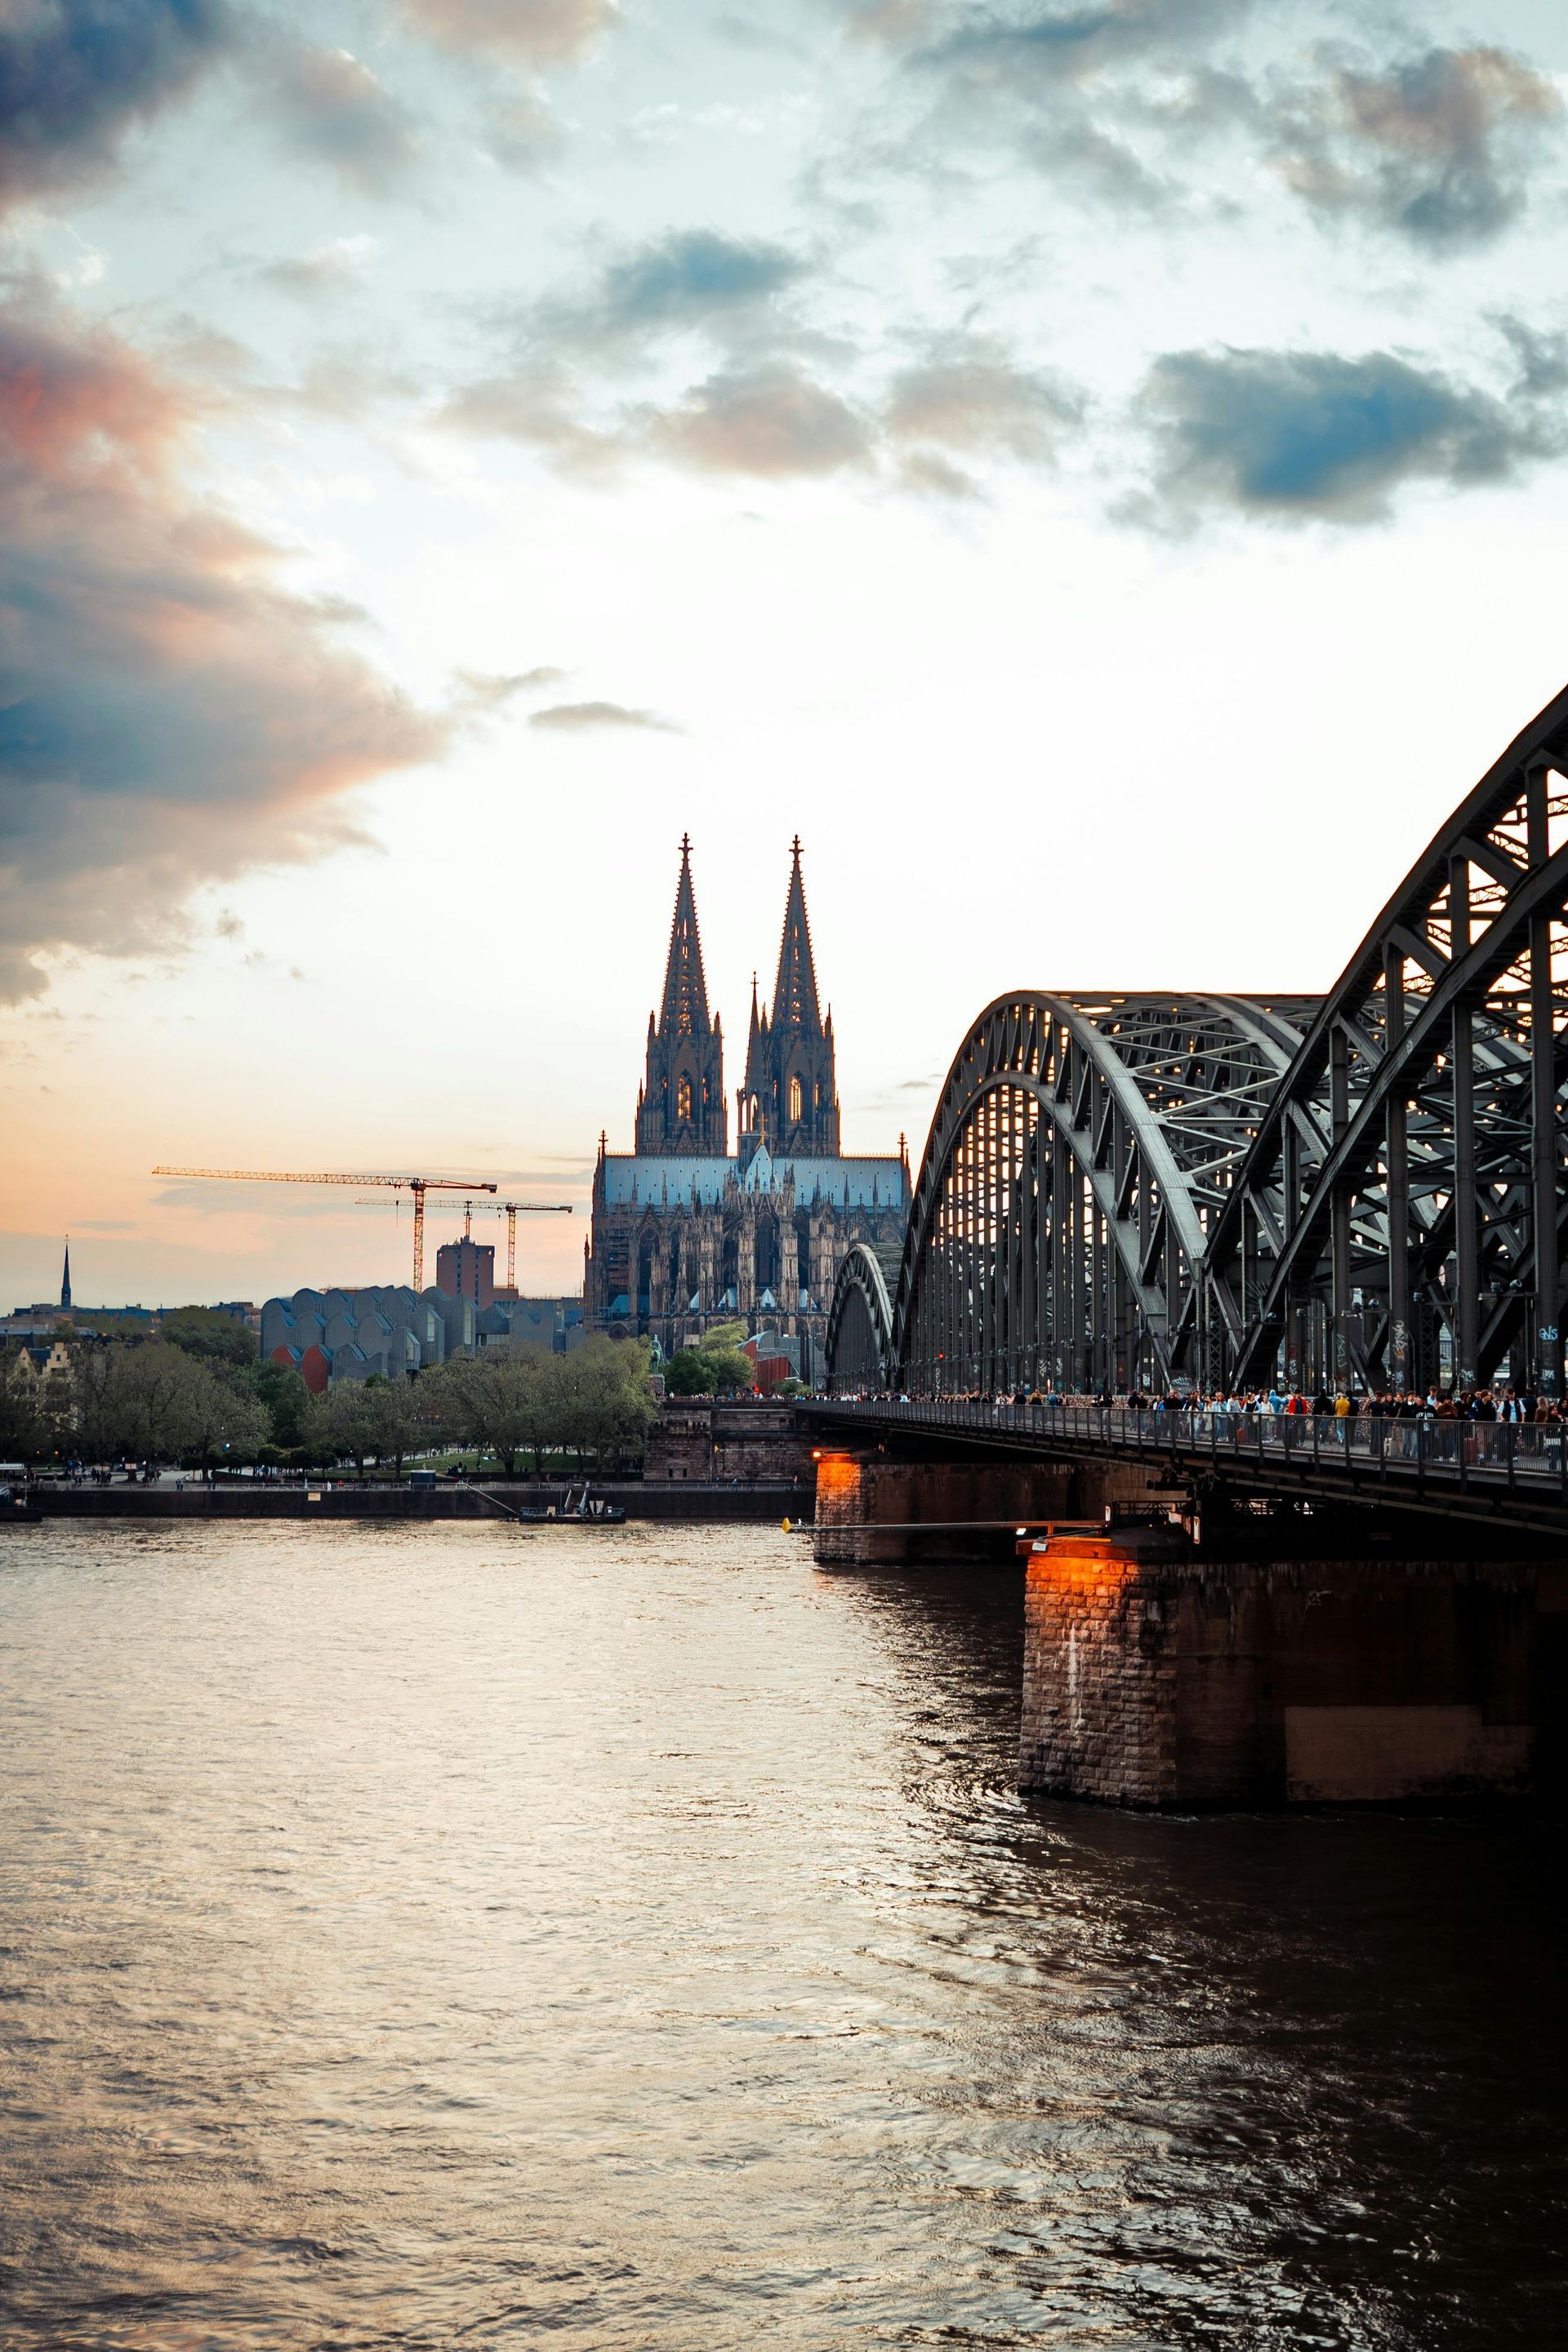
[
  {"left": 743, "top": 837, "right": 840, "bottom": 1158},
  {"left": 636, "top": 836, "right": 727, "bottom": 1155},
  {"left": 659, "top": 834, "right": 711, "bottom": 1040},
  {"left": 771, "top": 836, "right": 822, "bottom": 1034},
  {"left": 60, "top": 1236, "right": 71, "bottom": 1313}
]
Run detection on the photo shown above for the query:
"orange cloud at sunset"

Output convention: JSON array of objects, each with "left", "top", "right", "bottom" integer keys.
[{"left": 0, "top": 288, "right": 443, "bottom": 1005}]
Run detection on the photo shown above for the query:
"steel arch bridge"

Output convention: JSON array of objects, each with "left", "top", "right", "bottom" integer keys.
[{"left": 828, "top": 684, "right": 1568, "bottom": 1401}]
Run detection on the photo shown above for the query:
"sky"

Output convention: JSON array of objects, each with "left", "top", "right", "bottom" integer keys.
[{"left": 5, "top": 0, "right": 1568, "bottom": 1307}]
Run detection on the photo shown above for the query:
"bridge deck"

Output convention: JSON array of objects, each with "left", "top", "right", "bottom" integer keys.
[{"left": 806, "top": 1401, "right": 1568, "bottom": 1535}]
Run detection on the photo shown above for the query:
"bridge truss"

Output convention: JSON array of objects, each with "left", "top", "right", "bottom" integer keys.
[{"left": 829, "top": 685, "right": 1568, "bottom": 1400}]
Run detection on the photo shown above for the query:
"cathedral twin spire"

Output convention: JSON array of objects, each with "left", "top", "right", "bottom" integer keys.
[
  {"left": 636, "top": 834, "right": 726, "bottom": 1154},
  {"left": 636, "top": 835, "right": 840, "bottom": 1160}
]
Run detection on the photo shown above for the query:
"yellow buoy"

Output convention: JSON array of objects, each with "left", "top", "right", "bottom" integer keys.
[{"left": 781, "top": 1517, "right": 791, "bottom": 1532}]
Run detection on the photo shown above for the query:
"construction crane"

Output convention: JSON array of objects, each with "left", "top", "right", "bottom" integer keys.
[
  {"left": 490, "top": 1200, "right": 572, "bottom": 1294},
  {"left": 152, "top": 1167, "right": 503, "bottom": 1292}
]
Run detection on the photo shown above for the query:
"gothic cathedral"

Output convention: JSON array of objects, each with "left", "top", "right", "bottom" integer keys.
[{"left": 586, "top": 838, "right": 909, "bottom": 1378}]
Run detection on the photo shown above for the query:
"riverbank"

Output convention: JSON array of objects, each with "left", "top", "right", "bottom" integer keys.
[{"left": 10, "top": 1480, "right": 813, "bottom": 1523}]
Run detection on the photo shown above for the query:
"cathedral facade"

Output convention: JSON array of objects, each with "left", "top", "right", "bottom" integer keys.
[{"left": 586, "top": 837, "right": 909, "bottom": 1376}]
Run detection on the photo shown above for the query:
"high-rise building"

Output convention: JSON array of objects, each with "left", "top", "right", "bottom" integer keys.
[
  {"left": 586, "top": 839, "right": 908, "bottom": 1375},
  {"left": 435, "top": 1238, "right": 495, "bottom": 1312}
]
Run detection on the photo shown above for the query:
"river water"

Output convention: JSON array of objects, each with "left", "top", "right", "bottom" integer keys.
[{"left": 0, "top": 1523, "right": 1562, "bottom": 2350}]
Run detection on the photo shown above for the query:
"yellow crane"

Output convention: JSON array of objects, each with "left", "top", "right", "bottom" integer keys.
[{"left": 150, "top": 1166, "right": 517, "bottom": 1292}]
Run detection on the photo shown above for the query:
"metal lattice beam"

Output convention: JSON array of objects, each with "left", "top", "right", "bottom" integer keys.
[{"left": 826, "top": 684, "right": 1568, "bottom": 1402}]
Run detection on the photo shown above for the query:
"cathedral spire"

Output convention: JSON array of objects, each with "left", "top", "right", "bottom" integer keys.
[
  {"left": 60, "top": 1236, "right": 71, "bottom": 1313},
  {"left": 658, "top": 832, "right": 713, "bottom": 1041},
  {"left": 636, "top": 836, "right": 727, "bottom": 1155},
  {"left": 744, "top": 838, "right": 839, "bottom": 1157},
  {"left": 770, "top": 835, "right": 822, "bottom": 1036}
]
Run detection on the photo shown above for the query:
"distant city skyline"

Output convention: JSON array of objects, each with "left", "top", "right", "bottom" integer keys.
[{"left": 6, "top": 1, "right": 1568, "bottom": 1304}]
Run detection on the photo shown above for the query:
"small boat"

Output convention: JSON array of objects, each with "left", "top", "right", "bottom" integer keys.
[{"left": 526, "top": 1484, "right": 628, "bottom": 1525}]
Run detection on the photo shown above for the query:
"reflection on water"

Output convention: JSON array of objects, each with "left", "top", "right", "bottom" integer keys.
[{"left": 0, "top": 1522, "right": 1562, "bottom": 2350}]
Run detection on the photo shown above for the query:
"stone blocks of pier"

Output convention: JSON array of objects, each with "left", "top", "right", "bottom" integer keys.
[
  {"left": 809, "top": 1454, "right": 1174, "bottom": 1566},
  {"left": 1020, "top": 1528, "right": 1555, "bottom": 1807},
  {"left": 811, "top": 1454, "right": 1077, "bottom": 1565}
]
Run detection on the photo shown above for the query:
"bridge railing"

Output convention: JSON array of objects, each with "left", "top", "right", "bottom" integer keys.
[{"left": 813, "top": 1401, "right": 1568, "bottom": 1491}]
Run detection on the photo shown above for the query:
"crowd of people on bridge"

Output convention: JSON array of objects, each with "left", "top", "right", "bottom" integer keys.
[{"left": 831, "top": 1383, "right": 1565, "bottom": 1422}]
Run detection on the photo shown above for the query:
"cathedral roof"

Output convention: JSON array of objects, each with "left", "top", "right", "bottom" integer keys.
[{"left": 600, "top": 1153, "right": 908, "bottom": 1210}]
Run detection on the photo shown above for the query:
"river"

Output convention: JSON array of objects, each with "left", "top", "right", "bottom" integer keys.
[{"left": 0, "top": 1522, "right": 1562, "bottom": 2348}]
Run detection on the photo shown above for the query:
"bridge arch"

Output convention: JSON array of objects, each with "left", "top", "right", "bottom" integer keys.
[
  {"left": 869, "top": 992, "right": 1314, "bottom": 1396},
  {"left": 826, "top": 684, "right": 1568, "bottom": 1401},
  {"left": 823, "top": 1240, "right": 899, "bottom": 1392},
  {"left": 1196, "top": 682, "right": 1568, "bottom": 1396}
]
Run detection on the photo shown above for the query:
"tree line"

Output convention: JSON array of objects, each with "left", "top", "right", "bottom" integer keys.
[{"left": 0, "top": 1309, "right": 655, "bottom": 1476}]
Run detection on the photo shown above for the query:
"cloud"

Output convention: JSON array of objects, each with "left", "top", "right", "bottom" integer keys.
[
  {"left": 1269, "top": 45, "right": 1561, "bottom": 248},
  {"left": 648, "top": 363, "right": 872, "bottom": 476},
  {"left": 482, "top": 90, "right": 565, "bottom": 173},
  {"left": 439, "top": 229, "right": 820, "bottom": 472},
  {"left": 885, "top": 336, "right": 1082, "bottom": 471},
  {"left": 392, "top": 0, "right": 617, "bottom": 67},
  {"left": 0, "top": 0, "right": 234, "bottom": 215},
  {"left": 445, "top": 311, "right": 1086, "bottom": 492},
  {"left": 442, "top": 359, "right": 622, "bottom": 470},
  {"left": 256, "top": 234, "right": 377, "bottom": 301},
  {"left": 591, "top": 229, "right": 803, "bottom": 341},
  {"left": 529, "top": 700, "right": 676, "bottom": 731},
  {"left": 1494, "top": 315, "right": 1568, "bottom": 399},
  {"left": 880, "top": 0, "right": 1250, "bottom": 217},
  {"left": 262, "top": 45, "right": 422, "bottom": 196},
  {"left": 448, "top": 666, "right": 566, "bottom": 715},
  {"left": 443, "top": 350, "right": 871, "bottom": 485},
  {"left": 510, "top": 228, "right": 808, "bottom": 362},
  {"left": 0, "top": 290, "right": 444, "bottom": 1003},
  {"left": 1135, "top": 343, "right": 1561, "bottom": 525},
  {"left": 914, "top": 0, "right": 1254, "bottom": 90}
]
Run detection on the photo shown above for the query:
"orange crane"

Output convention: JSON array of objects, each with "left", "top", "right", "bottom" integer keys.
[{"left": 152, "top": 1167, "right": 506, "bottom": 1292}]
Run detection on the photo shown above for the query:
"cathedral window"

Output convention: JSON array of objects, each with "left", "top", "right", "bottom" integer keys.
[
  {"left": 677, "top": 1076, "right": 693, "bottom": 1121},
  {"left": 789, "top": 1075, "right": 803, "bottom": 1122}
]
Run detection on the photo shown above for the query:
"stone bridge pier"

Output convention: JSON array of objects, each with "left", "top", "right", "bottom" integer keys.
[
  {"left": 1020, "top": 1520, "right": 1568, "bottom": 1808},
  {"left": 809, "top": 1450, "right": 1178, "bottom": 1566},
  {"left": 808, "top": 1451, "right": 1568, "bottom": 1806}
]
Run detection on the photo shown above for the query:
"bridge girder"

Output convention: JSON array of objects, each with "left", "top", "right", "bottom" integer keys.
[
  {"left": 826, "top": 684, "right": 1568, "bottom": 1401},
  {"left": 867, "top": 992, "right": 1314, "bottom": 1396}
]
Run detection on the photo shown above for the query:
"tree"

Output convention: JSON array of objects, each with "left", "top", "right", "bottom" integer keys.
[
  {"left": 701, "top": 1345, "right": 755, "bottom": 1395},
  {"left": 72, "top": 1342, "right": 267, "bottom": 1464},
  {"left": 424, "top": 1339, "right": 656, "bottom": 1473},
  {"left": 702, "top": 1319, "right": 749, "bottom": 1348},
  {"left": 180, "top": 1365, "right": 270, "bottom": 1471},
  {"left": 550, "top": 1337, "right": 655, "bottom": 1469},
  {"left": 246, "top": 1358, "right": 316, "bottom": 1449},
  {"left": 664, "top": 1339, "right": 754, "bottom": 1396},
  {"left": 0, "top": 1351, "right": 70, "bottom": 1462},
  {"left": 159, "top": 1308, "right": 259, "bottom": 1368},
  {"left": 324, "top": 1374, "right": 431, "bottom": 1477},
  {"left": 425, "top": 1349, "right": 548, "bottom": 1474}
]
